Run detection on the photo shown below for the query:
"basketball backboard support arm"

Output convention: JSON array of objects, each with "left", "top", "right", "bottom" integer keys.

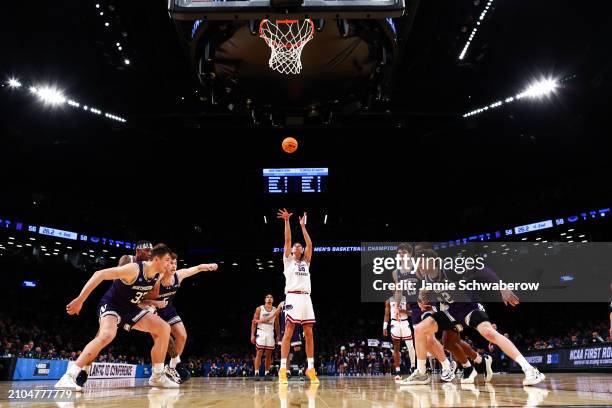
[{"left": 168, "top": 0, "right": 406, "bottom": 21}]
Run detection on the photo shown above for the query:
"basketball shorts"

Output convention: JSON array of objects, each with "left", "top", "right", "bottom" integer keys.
[
  {"left": 256, "top": 329, "right": 276, "bottom": 350},
  {"left": 390, "top": 319, "right": 413, "bottom": 340},
  {"left": 284, "top": 293, "right": 316, "bottom": 325},
  {"left": 98, "top": 298, "right": 150, "bottom": 331},
  {"left": 430, "top": 303, "right": 489, "bottom": 332},
  {"left": 156, "top": 305, "right": 182, "bottom": 326}
]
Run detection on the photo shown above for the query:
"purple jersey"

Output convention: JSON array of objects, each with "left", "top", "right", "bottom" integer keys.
[
  {"left": 100, "top": 261, "right": 157, "bottom": 306},
  {"left": 156, "top": 272, "right": 180, "bottom": 305}
]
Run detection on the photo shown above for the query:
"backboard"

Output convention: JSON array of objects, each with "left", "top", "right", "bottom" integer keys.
[{"left": 168, "top": 0, "right": 406, "bottom": 21}]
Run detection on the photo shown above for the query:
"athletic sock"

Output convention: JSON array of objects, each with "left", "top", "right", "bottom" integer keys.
[
  {"left": 515, "top": 355, "right": 532, "bottom": 372},
  {"left": 83, "top": 365, "right": 91, "bottom": 375},
  {"left": 265, "top": 370, "right": 269, "bottom": 375},
  {"left": 395, "top": 367, "right": 401, "bottom": 374},
  {"left": 153, "top": 363, "right": 164, "bottom": 375},
  {"left": 170, "top": 356, "right": 181, "bottom": 369},
  {"left": 462, "top": 361, "right": 471, "bottom": 368},
  {"left": 441, "top": 359, "right": 451, "bottom": 372},
  {"left": 474, "top": 354, "right": 483, "bottom": 364},
  {"left": 307, "top": 358, "right": 314, "bottom": 370},
  {"left": 417, "top": 359, "right": 427, "bottom": 374},
  {"left": 67, "top": 363, "right": 82, "bottom": 378},
  {"left": 280, "top": 358, "right": 287, "bottom": 369}
]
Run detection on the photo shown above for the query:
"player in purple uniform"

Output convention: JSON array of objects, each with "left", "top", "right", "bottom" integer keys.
[
  {"left": 411, "top": 242, "right": 492, "bottom": 384},
  {"left": 142, "top": 252, "right": 218, "bottom": 383},
  {"left": 55, "top": 244, "right": 179, "bottom": 390},
  {"left": 402, "top": 247, "right": 546, "bottom": 386},
  {"left": 72, "top": 240, "right": 155, "bottom": 387}
]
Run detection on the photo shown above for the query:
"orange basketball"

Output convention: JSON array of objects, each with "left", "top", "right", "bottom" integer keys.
[{"left": 282, "top": 137, "right": 298, "bottom": 154}]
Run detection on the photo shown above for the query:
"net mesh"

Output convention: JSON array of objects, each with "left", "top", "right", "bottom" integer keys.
[{"left": 259, "top": 19, "right": 315, "bottom": 75}]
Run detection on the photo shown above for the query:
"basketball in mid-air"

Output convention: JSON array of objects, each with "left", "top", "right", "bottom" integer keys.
[{"left": 282, "top": 137, "right": 298, "bottom": 154}]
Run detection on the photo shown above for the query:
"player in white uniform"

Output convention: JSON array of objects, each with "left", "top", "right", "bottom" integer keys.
[
  {"left": 250, "top": 294, "right": 279, "bottom": 381},
  {"left": 277, "top": 208, "right": 319, "bottom": 385},
  {"left": 384, "top": 295, "right": 416, "bottom": 380}
]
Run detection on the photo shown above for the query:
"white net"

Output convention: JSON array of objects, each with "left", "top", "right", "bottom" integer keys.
[{"left": 259, "top": 19, "right": 315, "bottom": 75}]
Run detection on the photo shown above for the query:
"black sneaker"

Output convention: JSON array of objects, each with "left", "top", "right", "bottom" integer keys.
[
  {"left": 254, "top": 375, "right": 261, "bottom": 381},
  {"left": 176, "top": 363, "right": 191, "bottom": 383},
  {"left": 460, "top": 365, "right": 477, "bottom": 384},
  {"left": 264, "top": 373, "right": 272, "bottom": 381},
  {"left": 75, "top": 370, "right": 88, "bottom": 387}
]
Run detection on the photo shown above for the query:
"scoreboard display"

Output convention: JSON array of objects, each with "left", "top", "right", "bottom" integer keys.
[{"left": 263, "top": 168, "right": 328, "bottom": 194}]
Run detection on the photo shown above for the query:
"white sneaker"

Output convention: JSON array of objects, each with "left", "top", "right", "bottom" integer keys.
[
  {"left": 149, "top": 372, "right": 180, "bottom": 388},
  {"left": 460, "top": 365, "right": 477, "bottom": 384},
  {"left": 522, "top": 367, "right": 545, "bottom": 386},
  {"left": 54, "top": 373, "right": 83, "bottom": 392},
  {"left": 450, "top": 360, "right": 457, "bottom": 373},
  {"left": 397, "top": 370, "right": 431, "bottom": 385},
  {"left": 165, "top": 366, "right": 182, "bottom": 384},
  {"left": 440, "top": 367, "right": 455, "bottom": 382},
  {"left": 483, "top": 355, "right": 493, "bottom": 382}
]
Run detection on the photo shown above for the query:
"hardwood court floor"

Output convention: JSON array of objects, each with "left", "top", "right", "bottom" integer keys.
[{"left": 1, "top": 373, "right": 611, "bottom": 407}]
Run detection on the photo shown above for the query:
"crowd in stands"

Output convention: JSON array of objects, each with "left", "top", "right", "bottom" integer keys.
[{"left": 2, "top": 311, "right": 611, "bottom": 377}]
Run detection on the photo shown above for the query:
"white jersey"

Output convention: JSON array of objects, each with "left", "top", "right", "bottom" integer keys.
[
  {"left": 283, "top": 255, "right": 311, "bottom": 294},
  {"left": 389, "top": 296, "right": 408, "bottom": 319},
  {"left": 257, "top": 305, "right": 276, "bottom": 334}
]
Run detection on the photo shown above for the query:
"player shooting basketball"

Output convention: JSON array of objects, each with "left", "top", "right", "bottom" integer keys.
[{"left": 277, "top": 208, "right": 319, "bottom": 385}]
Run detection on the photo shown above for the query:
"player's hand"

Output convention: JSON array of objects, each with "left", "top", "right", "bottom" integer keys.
[
  {"left": 252, "top": 319, "right": 262, "bottom": 324},
  {"left": 66, "top": 297, "right": 84, "bottom": 315},
  {"left": 277, "top": 208, "right": 293, "bottom": 221},
  {"left": 251, "top": 335, "right": 256, "bottom": 345},
  {"left": 501, "top": 289, "right": 520, "bottom": 307},
  {"left": 299, "top": 212, "right": 307, "bottom": 227},
  {"left": 383, "top": 329, "right": 388, "bottom": 337},
  {"left": 207, "top": 263, "right": 219, "bottom": 271},
  {"left": 156, "top": 299, "right": 168, "bottom": 309}
]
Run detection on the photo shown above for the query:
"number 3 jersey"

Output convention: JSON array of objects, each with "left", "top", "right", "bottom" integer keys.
[
  {"left": 98, "top": 262, "right": 159, "bottom": 330},
  {"left": 100, "top": 261, "right": 158, "bottom": 306}
]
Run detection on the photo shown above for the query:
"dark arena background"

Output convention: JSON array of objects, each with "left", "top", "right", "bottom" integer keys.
[{"left": 1, "top": 0, "right": 612, "bottom": 407}]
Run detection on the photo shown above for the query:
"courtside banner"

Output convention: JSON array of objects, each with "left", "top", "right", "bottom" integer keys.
[
  {"left": 76, "top": 362, "right": 137, "bottom": 379},
  {"left": 511, "top": 344, "right": 612, "bottom": 370},
  {"left": 12, "top": 358, "right": 69, "bottom": 380},
  {"left": 361, "top": 242, "right": 612, "bottom": 302}
]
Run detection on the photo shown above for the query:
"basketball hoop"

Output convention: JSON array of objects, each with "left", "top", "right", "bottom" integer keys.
[{"left": 259, "top": 19, "right": 315, "bottom": 75}]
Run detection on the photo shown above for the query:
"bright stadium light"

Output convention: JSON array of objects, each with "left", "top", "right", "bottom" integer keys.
[
  {"left": 516, "top": 78, "right": 557, "bottom": 99},
  {"left": 34, "top": 86, "right": 67, "bottom": 105},
  {"left": 8, "top": 76, "right": 127, "bottom": 122},
  {"left": 8, "top": 78, "right": 22, "bottom": 88},
  {"left": 463, "top": 77, "right": 559, "bottom": 118}
]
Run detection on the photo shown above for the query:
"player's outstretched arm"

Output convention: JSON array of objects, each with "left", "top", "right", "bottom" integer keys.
[
  {"left": 299, "top": 212, "right": 313, "bottom": 263},
  {"left": 66, "top": 263, "right": 138, "bottom": 315},
  {"left": 176, "top": 263, "right": 218, "bottom": 283},
  {"left": 253, "top": 302, "right": 284, "bottom": 324},
  {"left": 277, "top": 208, "right": 293, "bottom": 257}
]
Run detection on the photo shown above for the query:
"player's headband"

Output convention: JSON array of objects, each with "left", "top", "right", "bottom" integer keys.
[{"left": 135, "top": 242, "right": 153, "bottom": 250}]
